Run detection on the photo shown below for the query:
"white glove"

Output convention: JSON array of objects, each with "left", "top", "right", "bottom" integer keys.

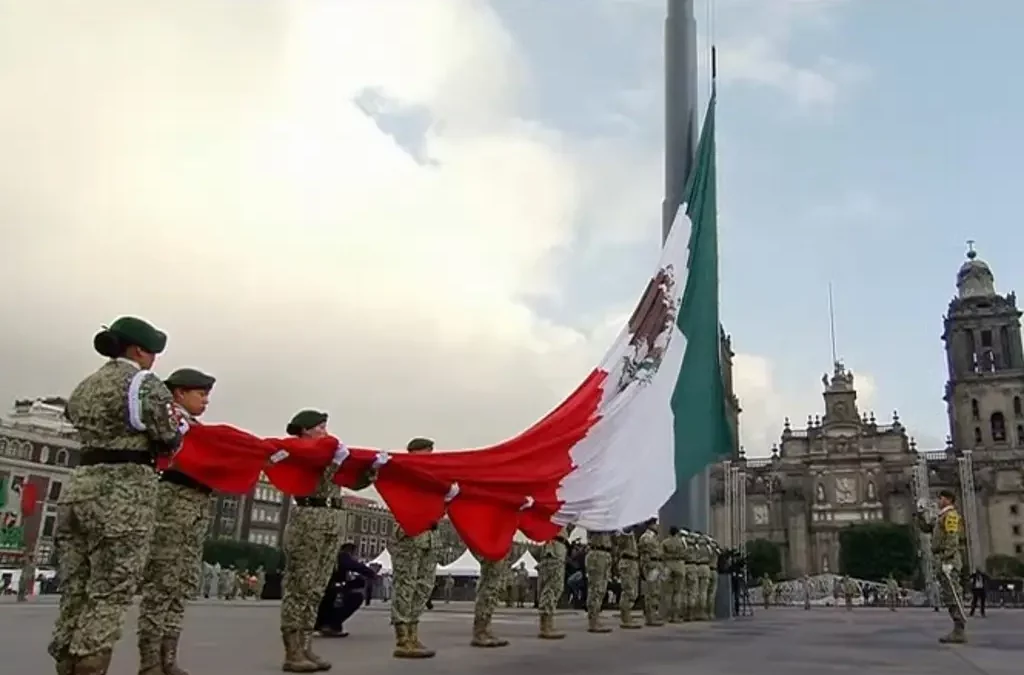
[
  {"left": 941, "top": 564, "right": 953, "bottom": 575},
  {"left": 332, "top": 443, "right": 350, "bottom": 465}
]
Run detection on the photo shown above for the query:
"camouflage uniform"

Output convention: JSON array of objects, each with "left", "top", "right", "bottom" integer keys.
[
  {"left": 49, "top": 317, "right": 181, "bottom": 675},
  {"left": 680, "top": 531, "right": 700, "bottom": 620},
  {"left": 691, "top": 533, "right": 713, "bottom": 620},
  {"left": 704, "top": 536, "right": 720, "bottom": 618},
  {"left": 637, "top": 522, "right": 664, "bottom": 626},
  {"left": 916, "top": 497, "right": 967, "bottom": 642},
  {"left": 584, "top": 530, "right": 614, "bottom": 633},
  {"left": 842, "top": 576, "right": 858, "bottom": 611},
  {"left": 885, "top": 576, "right": 899, "bottom": 611},
  {"left": 537, "top": 526, "right": 570, "bottom": 639},
  {"left": 138, "top": 368, "right": 217, "bottom": 675},
  {"left": 660, "top": 532, "right": 686, "bottom": 622},
  {"left": 279, "top": 410, "right": 346, "bottom": 673},
  {"left": 471, "top": 550, "right": 512, "bottom": 647},
  {"left": 614, "top": 529, "right": 642, "bottom": 629},
  {"left": 390, "top": 437, "right": 439, "bottom": 659}
]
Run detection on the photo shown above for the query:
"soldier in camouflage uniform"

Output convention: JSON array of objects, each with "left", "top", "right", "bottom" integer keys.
[
  {"left": 660, "top": 526, "right": 686, "bottom": 623},
  {"left": 137, "top": 368, "right": 217, "bottom": 675},
  {"left": 537, "top": 525, "right": 571, "bottom": 639},
  {"left": 49, "top": 317, "right": 183, "bottom": 675},
  {"left": 585, "top": 530, "right": 615, "bottom": 633},
  {"left": 279, "top": 410, "right": 349, "bottom": 672},
  {"left": 471, "top": 550, "right": 513, "bottom": 647},
  {"left": 916, "top": 488, "right": 967, "bottom": 643},
  {"left": 614, "top": 527, "right": 642, "bottom": 629},
  {"left": 885, "top": 575, "right": 899, "bottom": 612},
  {"left": 390, "top": 437, "right": 439, "bottom": 659},
  {"left": 691, "top": 531, "right": 713, "bottom": 620},
  {"left": 637, "top": 518, "right": 664, "bottom": 626},
  {"left": 704, "top": 534, "right": 720, "bottom": 619},
  {"left": 680, "top": 529, "right": 700, "bottom": 620}
]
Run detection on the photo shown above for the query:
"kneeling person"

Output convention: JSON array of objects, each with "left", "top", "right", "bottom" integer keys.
[{"left": 137, "top": 368, "right": 216, "bottom": 675}]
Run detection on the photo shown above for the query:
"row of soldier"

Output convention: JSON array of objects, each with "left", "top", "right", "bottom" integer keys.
[{"left": 46, "top": 316, "right": 728, "bottom": 675}]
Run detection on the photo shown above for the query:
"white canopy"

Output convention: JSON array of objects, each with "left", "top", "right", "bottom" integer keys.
[
  {"left": 511, "top": 550, "right": 538, "bottom": 578},
  {"left": 437, "top": 549, "right": 481, "bottom": 577},
  {"left": 369, "top": 549, "right": 392, "bottom": 574}
]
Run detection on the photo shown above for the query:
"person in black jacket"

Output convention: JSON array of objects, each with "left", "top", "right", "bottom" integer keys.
[
  {"left": 315, "top": 543, "right": 377, "bottom": 637},
  {"left": 968, "top": 569, "right": 988, "bottom": 617}
]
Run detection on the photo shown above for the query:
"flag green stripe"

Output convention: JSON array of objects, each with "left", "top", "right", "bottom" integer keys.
[{"left": 671, "top": 91, "right": 736, "bottom": 484}]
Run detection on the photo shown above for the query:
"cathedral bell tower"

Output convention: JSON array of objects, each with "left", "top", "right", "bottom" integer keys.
[{"left": 942, "top": 243, "right": 1024, "bottom": 451}]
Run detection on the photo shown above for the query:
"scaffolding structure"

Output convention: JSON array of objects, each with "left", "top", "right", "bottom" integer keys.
[
  {"left": 911, "top": 456, "right": 938, "bottom": 607},
  {"left": 957, "top": 449, "right": 982, "bottom": 573}
]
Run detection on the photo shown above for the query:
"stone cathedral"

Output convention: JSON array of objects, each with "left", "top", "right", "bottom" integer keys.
[{"left": 711, "top": 247, "right": 1024, "bottom": 577}]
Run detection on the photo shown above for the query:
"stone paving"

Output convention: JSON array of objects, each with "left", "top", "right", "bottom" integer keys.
[{"left": 2, "top": 598, "right": 1022, "bottom": 674}]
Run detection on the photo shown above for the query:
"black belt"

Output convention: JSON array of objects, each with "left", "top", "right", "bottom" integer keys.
[
  {"left": 160, "top": 469, "right": 213, "bottom": 495},
  {"left": 620, "top": 553, "right": 639, "bottom": 561},
  {"left": 647, "top": 556, "right": 663, "bottom": 561},
  {"left": 555, "top": 536, "right": 570, "bottom": 547},
  {"left": 295, "top": 497, "right": 344, "bottom": 509},
  {"left": 80, "top": 448, "right": 155, "bottom": 467},
  {"left": 665, "top": 556, "right": 682, "bottom": 561},
  {"left": 590, "top": 546, "right": 612, "bottom": 553}
]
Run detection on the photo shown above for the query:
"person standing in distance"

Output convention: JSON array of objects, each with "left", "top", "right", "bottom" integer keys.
[
  {"left": 48, "top": 317, "right": 183, "bottom": 675},
  {"left": 279, "top": 410, "right": 349, "bottom": 672},
  {"left": 137, "top": 368, "right": 217, "bottom": 675},
  {"left": 390, "top": 437, "right": 439, "bottom": 659},
  {"left": 916, "top": 488, "right": 968, "bottom": 643}
]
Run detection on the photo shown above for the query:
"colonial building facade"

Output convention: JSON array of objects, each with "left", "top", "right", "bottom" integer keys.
[{"left": 711, "top": 248, "right": 1024, "bottom": 577}]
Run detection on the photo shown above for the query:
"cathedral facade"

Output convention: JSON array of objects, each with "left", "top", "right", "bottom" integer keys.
[{"left": 711, "top": 248, "right": 1024, "bottom": 577}]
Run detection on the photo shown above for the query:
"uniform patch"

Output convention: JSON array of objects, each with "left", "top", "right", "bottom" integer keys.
[{"left": 944, "top": 511, "right": 961, "bottom": 534}]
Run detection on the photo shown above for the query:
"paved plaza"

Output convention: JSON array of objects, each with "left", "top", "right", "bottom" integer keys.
[{"left": 2, "top": 598, "right": 1022, "bottom": 674}]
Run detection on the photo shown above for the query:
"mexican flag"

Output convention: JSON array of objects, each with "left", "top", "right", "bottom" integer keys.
[
  {"left": 551, "top": 91, "right": 733, "bottom": 530},
  {"left": 170, "top": 94, "right": 731, "bottom": 559}
]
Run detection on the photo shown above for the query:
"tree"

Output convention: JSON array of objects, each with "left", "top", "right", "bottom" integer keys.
[
  {"left": 203, "top": 539, "right": 282, "bottom": 572},
  {"left": 838, "top": 522, "right": 917, "bottom": 582},
  {"left": 745, "top": 538, "right": 782, "bottom": 582},
  {"left": 985, "top": 553, "right": 1024, "bottom": 578}
]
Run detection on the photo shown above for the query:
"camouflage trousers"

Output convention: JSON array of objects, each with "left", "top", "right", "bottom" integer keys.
[
  {"left": 584, "top": 550, "right": 612, "bottom": 617},
  {"left": 937, "top": 564, "right": 966, "bottom": 625},
  {"left": 50, "top": 465, "right": 159, "bottom": 658},
  {"left": 280, "top": 507, "right": 344, "bottom": 631},
  {"left": 138, "top": 482, "right": 211, "bottom": 639},
  {"left": 537, "top": 556, "right": 565, "bottom": 615},
  {"left": 640, "top": 562, "right": 662, "bottom": 617},
  {"left": 618, "top": 559, "right": 639, "bottom": 610},
  {"left": 694, "top": 564, "right": 711, "bottom": 615},
  {"left": 475, "top": 556, "right": 511, "bottom": 623},
  {"left": 390, "top": 543, "right": 436, "bottom": 624},
  {"left": 664, "top": 562, "right": 685, "bottom": 618},
  {"left": 683, "top": 564, "right": 699, "bottom": 614},
  {"left": 705, "top": 567, "right": 718, "bottom": 616}
]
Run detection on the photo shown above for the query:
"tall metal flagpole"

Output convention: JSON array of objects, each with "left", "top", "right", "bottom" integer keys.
[{"left": 659, "top": 0, "right": 705, "bottom": 534}]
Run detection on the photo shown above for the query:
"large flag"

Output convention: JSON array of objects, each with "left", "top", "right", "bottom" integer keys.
[{"left": 169, "top": 95, "right": 729, "bottom": 560}]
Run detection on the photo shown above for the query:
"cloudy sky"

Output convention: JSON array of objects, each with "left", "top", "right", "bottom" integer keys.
[{"left": 1, "top": 0, "right": 1021, "bottom": 459}]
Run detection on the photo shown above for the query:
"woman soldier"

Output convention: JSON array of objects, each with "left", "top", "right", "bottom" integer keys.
[
  {"left": 137, "top": 367, "right": 217, "bottom": 675},
  {"left": 48, "top": 317, "right": 184, "bottom": 675}
]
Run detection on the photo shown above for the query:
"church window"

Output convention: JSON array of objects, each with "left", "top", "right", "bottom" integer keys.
[
  {"left": 972, "top": 399, "right": 980, "bottom": 420},
  {"left": 981, "top": 330, "right": 993, "bottom": 347},
  {"left": 55, "top": 449, "right": 69, "bottom": 466},
  {"left": 1001, "top": 327, "right": 1013, "bottom": 368},
  {"left": 966, "top": 331, "right": 977, "bottom": 371},
  {"left": 974, "top": 427, "right": 983, "bottom": 445},
  {"left": 1017, "top": 425, "right": 1024, "bottom": 446},
  {"left": 1011, "top": 504, "right": 1019, "bottom": 517},
  {"left": 1014, "top": 397, "right": 1022, "bottom": 418},
  {"left": 991, "top": 412, "right": 1007, "bottom": 443}
]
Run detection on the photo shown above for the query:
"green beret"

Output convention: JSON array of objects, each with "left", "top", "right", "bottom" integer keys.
[
  {"left": 99, "top": 316, "right": 167, "bottom": 355},
  {"left": 286, "top": 409, "right": 328, "bottom": 436},
  {"left": 407, "top": 437, "right": 435, "bottom": 452},
  {"left": 164, "top": 368, "right": 216, "bottom": 391}
]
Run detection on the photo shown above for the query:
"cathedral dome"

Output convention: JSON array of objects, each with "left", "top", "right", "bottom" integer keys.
[{"left": 956, "top": 246, "right": 996, "bottom": 299}]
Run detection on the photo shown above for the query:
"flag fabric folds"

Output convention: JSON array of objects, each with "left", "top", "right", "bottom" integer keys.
[{"left": 165, "top": 95, "right": 728, "bottom": 561}]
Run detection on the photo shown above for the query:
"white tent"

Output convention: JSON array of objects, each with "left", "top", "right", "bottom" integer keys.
[
  {"left": 369, "top": 549, "right": 392, "bottom": 574},
  {"left": 437, "top": 549, "right": 481, "bottom": 577},
  {"left": 511, "top": 550, "right": 539, "bottom": 578}
]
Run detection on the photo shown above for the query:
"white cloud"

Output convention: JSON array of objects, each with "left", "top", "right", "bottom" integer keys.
[{"left": 0, "top": 0, "right": 615, "bottom": 456}]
